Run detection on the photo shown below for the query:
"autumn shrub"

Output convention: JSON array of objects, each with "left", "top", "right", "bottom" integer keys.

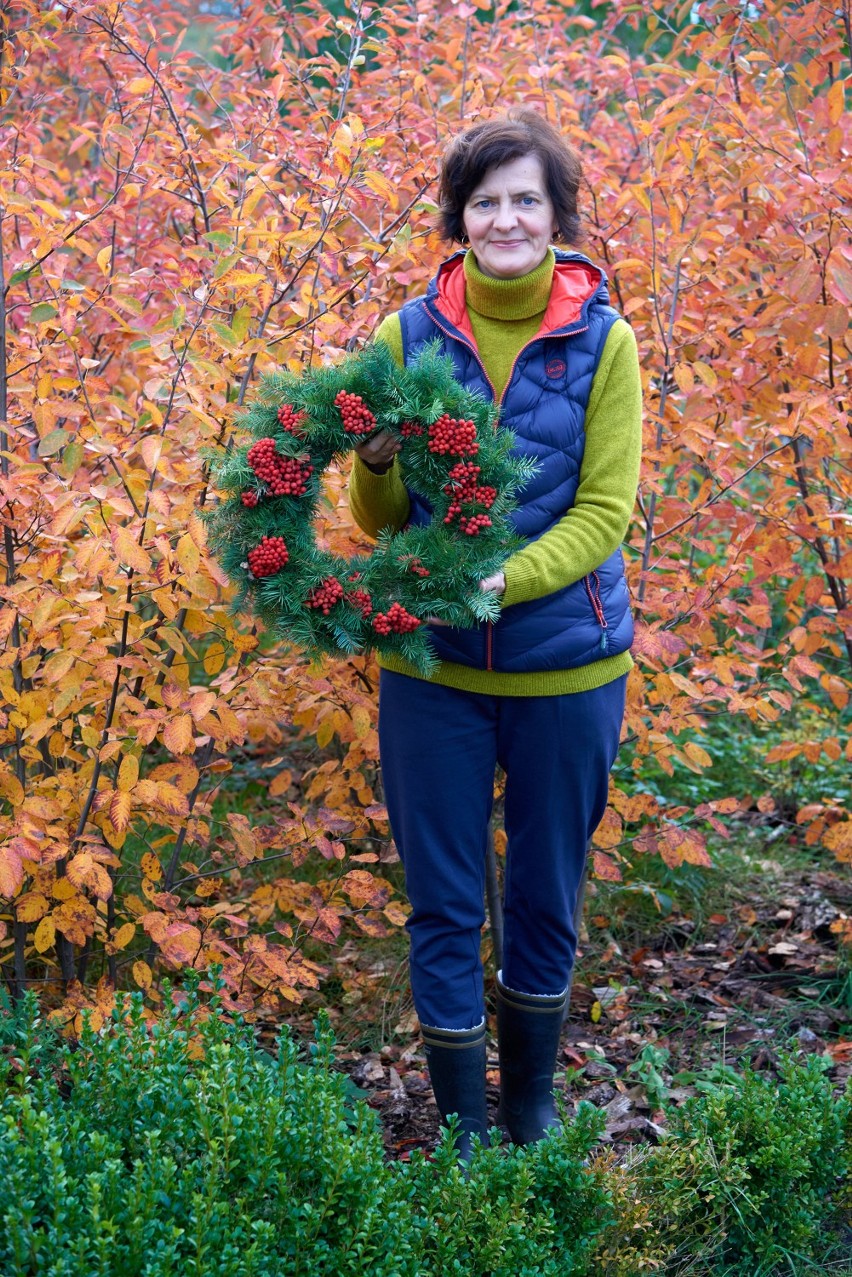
[{"left": 624, "top": 1052, "right": 852, "bottom": 1275}]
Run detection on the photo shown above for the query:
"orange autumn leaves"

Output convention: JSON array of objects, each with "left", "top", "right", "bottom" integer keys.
[{"left": 0, "top": 0, "right": 849, "bottom": 1020}]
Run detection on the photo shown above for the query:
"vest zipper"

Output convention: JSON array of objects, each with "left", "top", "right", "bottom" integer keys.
[
  {"left": 584, "top": 571, "right": 609, "bottom": 652},
  {"left": 427, "top": 308, "right": 591, "bottom": 675}
]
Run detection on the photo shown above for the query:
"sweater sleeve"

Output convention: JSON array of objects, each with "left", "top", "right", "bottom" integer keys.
[
  {"left": 347, "top": 314, "right": 412, "bottom": 538},
  {"left": 501, "top": 319, "right": 642, "bottom": 607}
]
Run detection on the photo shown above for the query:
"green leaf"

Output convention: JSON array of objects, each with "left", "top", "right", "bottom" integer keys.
[
  {"left": 59, "top": 440, "right": 84, "bottom": 477},
  {"left": 31, "top": 302, "right": 57, "bottom": 322},
  {"left": 213, "top": 253, "right": 241, "bottom": 279},
  {"left": 9, "top": 266, "right": 40, "bottom": 286},
  {"left": 37, "top": 429, "right": 70, "bottom": 457},
  {"left": 204, "top": 231, "right": 233, "bottom": 249}
]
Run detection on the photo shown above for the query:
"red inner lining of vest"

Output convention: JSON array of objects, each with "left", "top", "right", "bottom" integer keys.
[{"left": 435, "top": 254, "right": 601, "bottom": 347}]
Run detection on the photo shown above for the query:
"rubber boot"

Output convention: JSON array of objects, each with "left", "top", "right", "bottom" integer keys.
[
  {"left": 421, "top": 1019, "right": 490, "bottom": 1164},
  {"left": 495, "top": 971, "right": 568, "bottom": 1145}
]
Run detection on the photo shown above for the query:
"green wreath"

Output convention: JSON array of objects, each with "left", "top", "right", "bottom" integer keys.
[{"left": 207, "top": 342, "right": 533, "bottom": 674}]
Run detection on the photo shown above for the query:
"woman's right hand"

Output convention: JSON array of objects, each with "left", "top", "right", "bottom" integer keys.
[{"left": 355, "top": 430, "right": 401, "bottom": 475}]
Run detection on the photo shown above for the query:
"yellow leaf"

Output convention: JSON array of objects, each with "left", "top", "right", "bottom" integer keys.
[
  {"left": 683, "top": 741, "right": 712, "bottom": 769},
  {"left": 118, "top": 755, "right": 139, "bottom": 792},
  {"left": 111, "top": 921, "right": 136, "bottom": 951},
  {"left": 673, "top": 362, "right": 694, "bottom": 394},
  {"left": 316, "top": 718, "right": 334, "bottom": 748},
  {"left": 163, "top": 714, "right": 194, "bottom": 755},
  {"left": 692, "top": 360, "right": 718, "bottom": 390},
  {"left": 176, "top": 533, "right": 200, "bottom": 576},
  {"left": 126, "top": 77, "right": 151, "bottom": 94},
  {"left": 16, "top": 891, "right": 50, "bottom": 922},
  {"left": 113, "top": 527, "right": 152, "bottom": 574},
  {"left": 133, "top": 959, "right": 152, "bottom": 989},
  {"left": 141, "top": 852, "right": 163, "bottom": 881},
  {"left": 351, "top": 705, "right": 371, "bottom": 739},
  {"left": 96, "top": 246, "right": 112, "bottom": 275},
  {"left": 0, "top": 769, "right": 25, "bottom": 806},
  {"left": 34, "top": 915, "right": 55, "bottom": 953},
  {"left": 41, "top": 648, "right": 78, "bottom": 685},
  {"left": 590, "top": 1000, "right": 602, "bottom": 1023}
]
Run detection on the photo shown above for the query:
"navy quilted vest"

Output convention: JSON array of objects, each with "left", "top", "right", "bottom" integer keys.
[{"left": 398, "top": 250, "right": 634, "bottom": 674}]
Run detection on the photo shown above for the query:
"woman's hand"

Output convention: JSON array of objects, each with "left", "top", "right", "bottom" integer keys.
[
  {"left": 355, "top": 430, "right": 401, "bottom": 475},
  {"left": 479, "top": 571, "right": 506, "bottom": 596}
]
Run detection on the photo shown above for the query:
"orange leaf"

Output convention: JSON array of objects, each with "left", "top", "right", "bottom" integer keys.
[
  {"left": 109, "top": 791, "right": 132, "bottom": 834},
  {"left": 0, "top": 843, "right": 25, "bottom": 897},
  {"left": 112, "top": 526, "right": 152, "bottom": 574},
  {"left": 163, "top": 714, "right": 194, "bottom": 755}
]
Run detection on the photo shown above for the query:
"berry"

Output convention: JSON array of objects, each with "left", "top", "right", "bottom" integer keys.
[
  {"left": 427, "top": 413, "right": 478, "bottom": 457},
  {"left": 458, "top": 513, "right": 492, "bottom": 536},
  {"left": 277, "top": 403, "right": 307, "bottom": 435},
  {"left": 335, "top": 389, "right": 376, "bottom": 436},
  {"left": 401, "top": 556, "right": 430, "bottom": 578},
  {"left": 247, "top": 437, "right": 313, "bottom": 497},
  {"left": 400, "top": 421, "right": 424, "bottom": 437},
  {"left": 247, "top": 535, "right": 289, "bottom": 577},
  {"left": 348, "top": 588, "right": 373, "bottom": 619},
  {"left": 306, "top": 576, "right": 345, "bottom": 615},
  {"left": 372, "top": 602, "right": 421, "bottom": 635},
  {"left": 241, "top": 489, "right": 260, "bottom": 508}
]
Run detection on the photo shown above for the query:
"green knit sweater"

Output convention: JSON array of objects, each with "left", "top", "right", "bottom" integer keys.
[{"left": 349, "top": 249, "right": 642, "bottom": 695}]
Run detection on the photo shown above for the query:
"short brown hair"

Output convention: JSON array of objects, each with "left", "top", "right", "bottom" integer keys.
[{"left": 438, "top": 109, "right": 584, "bottom": 246}]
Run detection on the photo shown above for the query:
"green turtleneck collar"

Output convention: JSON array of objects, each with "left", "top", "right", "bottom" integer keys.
[{"left": 463, "top": 248, "right": 555, "bottom": 321}]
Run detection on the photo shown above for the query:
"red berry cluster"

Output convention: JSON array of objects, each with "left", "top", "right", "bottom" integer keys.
[
  {"left": 335, "top": 390, "right": 376, "bottom": 436},
  {"left": 404, "top": 557, "right": 430, "bottom": 578},
  {"left": 458, "top": 513, "right": 493, "bottom": 536},
  {"left": 247, "top": 536, "right": 289, "bottom": 577},
  {"left": 247, "top": 438, "right": 314, "bottom": 497},
  {"left": 241, "top": 489, "right": 260, "bottom": 508},
  {"left": 400, "top": 421, "right": 424, "bottom": 437},
  {"left": 277, "top": 403, "right": 306, "bottom": 435},
  {"left": 443, "top": 462, "right": 498, "bottom": 529},
  {"left": 427, "top": 414, "right": 478, "bottom": 457},
  {"left": 306, "top": 576, "right": 345, "bottom": 615},
  {"left": 372, "top": 603, "right": 421, "bottom": 635},
  {"left": 347, "top": 588, "right": 373, "bottom": 619}
]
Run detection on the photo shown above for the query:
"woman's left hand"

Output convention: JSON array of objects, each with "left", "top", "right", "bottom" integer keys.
[{"left": 479, "top": 572, "right": 506, "bottom": 596}]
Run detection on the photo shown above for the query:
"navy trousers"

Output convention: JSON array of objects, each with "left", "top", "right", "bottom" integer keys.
[{"left": 378, "top": 669, "right": 627, "bottom": 1030}]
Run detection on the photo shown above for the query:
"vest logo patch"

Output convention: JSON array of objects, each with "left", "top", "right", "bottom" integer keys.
[{"left": 545, "top": 359, "right": 566, "bottom": 378}]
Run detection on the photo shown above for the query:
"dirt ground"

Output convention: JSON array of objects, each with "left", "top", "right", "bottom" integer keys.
[{"left": 331, "top": 861, "right": 852, "bottom": 1162}]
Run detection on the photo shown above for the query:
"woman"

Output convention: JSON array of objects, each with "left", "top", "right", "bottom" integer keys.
[{"left": 349, "top": 110, "right": 642, "bottom": 1159}]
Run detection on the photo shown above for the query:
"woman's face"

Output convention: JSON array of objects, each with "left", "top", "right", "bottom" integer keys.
[{"left": 462, "top": 153, "right": 556, "bottom": 280}]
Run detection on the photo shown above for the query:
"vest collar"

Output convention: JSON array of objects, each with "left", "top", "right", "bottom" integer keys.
[{"left": 430, "top": 250, "right": 605, "bottom": 342}]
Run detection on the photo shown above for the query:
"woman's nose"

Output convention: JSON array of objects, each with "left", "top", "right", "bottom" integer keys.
[{"left": 492, "top": 199, "right": 517, "bottom": 229}]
